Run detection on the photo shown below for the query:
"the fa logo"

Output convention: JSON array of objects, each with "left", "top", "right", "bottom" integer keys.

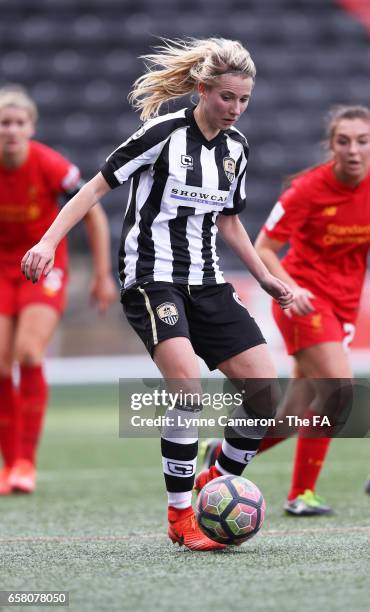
[
  {"left": 223, "top": 157, "right": 236, "bottom": 183},
  {"left": 180, "top": 154, "right": 193, "bottom": 169}
]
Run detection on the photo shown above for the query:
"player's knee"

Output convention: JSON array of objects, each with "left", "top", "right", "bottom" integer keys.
[
  {"left": 243, "top": 379, "right": 281, "bottom": 420},
  {"left": 313, "top": 379, "right": 354, "bottom": 419},
  {"left": 14, "top": 342, "right": 43, "bottom": 366}
]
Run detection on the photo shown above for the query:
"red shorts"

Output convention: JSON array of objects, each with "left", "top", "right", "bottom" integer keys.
[
  {"left": 272, "top": 296, "right": 356, "bottom": 355},
  {"left": 0, "top": 266, "right": 68, "bottom": 317}
]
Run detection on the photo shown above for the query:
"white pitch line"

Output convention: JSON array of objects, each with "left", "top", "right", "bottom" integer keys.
[{"left": 0, "top": 525, "right": 370, "bottom": 544}]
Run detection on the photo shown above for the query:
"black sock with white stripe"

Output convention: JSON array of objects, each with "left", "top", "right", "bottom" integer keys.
[
  {"left": 161, "top": 402, "right": 201, "bottom": 510},
  {"left": 216, "top": 425, "right": 261, "bottom": 476},
  {"left": 216, "top": 379, "right": 278, "bottom": 476}
]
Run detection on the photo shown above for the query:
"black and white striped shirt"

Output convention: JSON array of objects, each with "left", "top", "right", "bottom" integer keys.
[{"left": 101, "top": 107, "right": 249, "bottom": 289}]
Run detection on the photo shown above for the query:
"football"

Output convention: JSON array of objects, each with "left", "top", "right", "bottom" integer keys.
[{"left": 195, "top": 475, "right": 266, "bottom": 545}]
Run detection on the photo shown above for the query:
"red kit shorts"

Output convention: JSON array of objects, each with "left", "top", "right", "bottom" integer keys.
[
  {"left": 0, "top": 266, "right": 68, "bottom": 317},
  {"left": 272, "top": 295, "right": 355, "bottom": 355}
]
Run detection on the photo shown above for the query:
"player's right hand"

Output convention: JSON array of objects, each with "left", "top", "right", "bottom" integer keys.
[
  {"left": 259, "top": 273, "right": 294, "bottom": 309},
  {"left": 291, "top": 286, "right": 315, "bottom": 315},
  {"left": 21, "top": 240, "right": 56, "bottom": 283}
]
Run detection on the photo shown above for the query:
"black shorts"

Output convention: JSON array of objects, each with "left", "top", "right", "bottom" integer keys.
[{"left": 121, "top": 282, "right": 266, "bottom": 371}]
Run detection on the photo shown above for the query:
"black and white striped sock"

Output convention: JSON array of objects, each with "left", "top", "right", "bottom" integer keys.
[
  {"left": 161, "top": 403, "right": 201, "bottom": 509},
  {"left": 216, "top": 384, "right": 276, "bottom": 476},
  {"left": 216, "top": 425, "right": 261, "bottom": 476}
]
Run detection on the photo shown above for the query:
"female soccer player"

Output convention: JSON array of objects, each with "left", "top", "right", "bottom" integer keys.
[
  {"left": 254, "top": 105, "right": 370, "bottom": 515},
  {"left": 21, "top": 38, "right": 293, "bottom": 550},
  {"left": 0, "top": 85, "right": 117, "bottom": 495}
]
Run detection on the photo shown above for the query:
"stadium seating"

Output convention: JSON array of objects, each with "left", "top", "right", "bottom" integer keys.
[{"left": 2, "top": 0, "right": 370, "bottom": 262}]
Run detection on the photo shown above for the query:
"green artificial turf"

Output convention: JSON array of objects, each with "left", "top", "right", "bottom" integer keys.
[{"left": 0, "top": 384, "right": 369, "bottom": 612}]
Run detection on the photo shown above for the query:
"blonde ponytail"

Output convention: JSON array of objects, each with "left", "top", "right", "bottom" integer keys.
[{"left": 129, "top": 37, "right": 256, "bottom": 121}]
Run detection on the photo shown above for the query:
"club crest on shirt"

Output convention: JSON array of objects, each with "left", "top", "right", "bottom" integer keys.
[
  {"left": 156, "top": 302, "right": 179, "bottom": 326},
  {"left": 223, "top": 157, "right": 236, "bottom": 183}
]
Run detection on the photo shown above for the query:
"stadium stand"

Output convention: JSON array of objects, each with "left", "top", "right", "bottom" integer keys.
[
  {"left": 2, "top": 0, "right": 370, "bottom": 360},
  {"left": 2, "top": 0, "right": 370, "bottom": 251}
]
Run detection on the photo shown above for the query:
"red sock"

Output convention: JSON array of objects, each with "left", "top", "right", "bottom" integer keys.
[
  {"left": 19, "top": 365, "right": 48, "bottom": 465},
  {"left": 258, "top": 437, "right": 286, "bottom": 454},
  {"left": 0, "top": 376, "right": 21, "bottom": 467},
  {"left": 288, "top": 436, "right": 331, "bottom": 500}
]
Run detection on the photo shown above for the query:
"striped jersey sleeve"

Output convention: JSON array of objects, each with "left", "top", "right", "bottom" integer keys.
[{"left": 101, "top": 109, "right": 188, "bottom": 188}]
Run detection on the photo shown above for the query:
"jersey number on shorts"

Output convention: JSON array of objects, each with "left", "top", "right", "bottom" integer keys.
[{"left": 342, "top": 323, "right": 355, "bottom": 351}]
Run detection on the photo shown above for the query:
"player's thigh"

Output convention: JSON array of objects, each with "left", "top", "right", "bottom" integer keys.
[
  {"left": 218, "top": 343, "right": 277, "bottom": 379},
  {"left": 276, "top": 377, "right": 316, "bottom": 420},
  {"left": 122, "top": 283, "right": 200, "bottom": 388},
  {"left": 294, "top": 342, "right": 353, "bottom": 424},
  {"left": 154, "top": 337, "right": 202, "bottom": 393},
  {"left": 218, "top": 344, "right": 280, "bottom": 418},
  {"left": 0, "top": 315, "right": 15, "bottom": 375},
  {"left": 14, "top": 304, "right": 60, "bottom": 364},
  {"left": 14, "top": 268, "right": 65, "bottom": 363},
  {"left": 295, "top": 342, "right": 352, "bottom": 378}
]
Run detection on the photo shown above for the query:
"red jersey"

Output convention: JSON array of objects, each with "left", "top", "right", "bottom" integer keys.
[
  {"left": 0, "top": 140, "right": 81, "bottom": 270},
  {"left": 263, "top": 161, "right": 370, "bottom": 321}
]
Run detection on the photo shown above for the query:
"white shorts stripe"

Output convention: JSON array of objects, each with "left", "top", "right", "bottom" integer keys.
[{"left": 138, "top": 287, "right": 158, "bottom": 345}]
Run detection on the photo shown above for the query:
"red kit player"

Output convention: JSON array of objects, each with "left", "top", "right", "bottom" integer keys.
[
  {"left": 0, "top": 85, "right": 117, "bottom": 495},
  {"left": 200, "top": 105, "right": 370, "bottom": 513}
]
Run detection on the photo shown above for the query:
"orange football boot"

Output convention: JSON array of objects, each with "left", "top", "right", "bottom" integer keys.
[
  {"left": 194, "top": 465, "right": 222, "bottom": 493},
  {"left": 9, "top": 459, "right": 36, "bottom": 493},
  {"left": 168, "top": 506, "right": 226, "bottom": 551},
  {"left": 0, "top": 466, "right": 13, "bottom": 495}
]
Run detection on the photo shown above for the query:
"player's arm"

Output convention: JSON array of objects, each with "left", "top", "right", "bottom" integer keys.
[
  {"left": 21, "top": 172, "right": 110, "bottom": 282},
  {"left": 255, "top": 229, "right": 314, "bottom": 315},
  {"left": 82, "top": 203, "right": 118, "bottom": 315},
  {"left": 216, "top": 214, "right": 293, "bottom": 309},
  {"left": 254, "top": 231, "right": 296, "bottom": 288}
]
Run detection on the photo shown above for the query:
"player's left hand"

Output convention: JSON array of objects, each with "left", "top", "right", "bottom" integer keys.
[
  {"left": 89, "top": 274, "right": 118, "bottom": 315},
  {"left": 259, "top": 274, "right": 294, "bottom": 309},
  {"left": 21, "top": 240, "right": 56, "bottom": 283}
]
